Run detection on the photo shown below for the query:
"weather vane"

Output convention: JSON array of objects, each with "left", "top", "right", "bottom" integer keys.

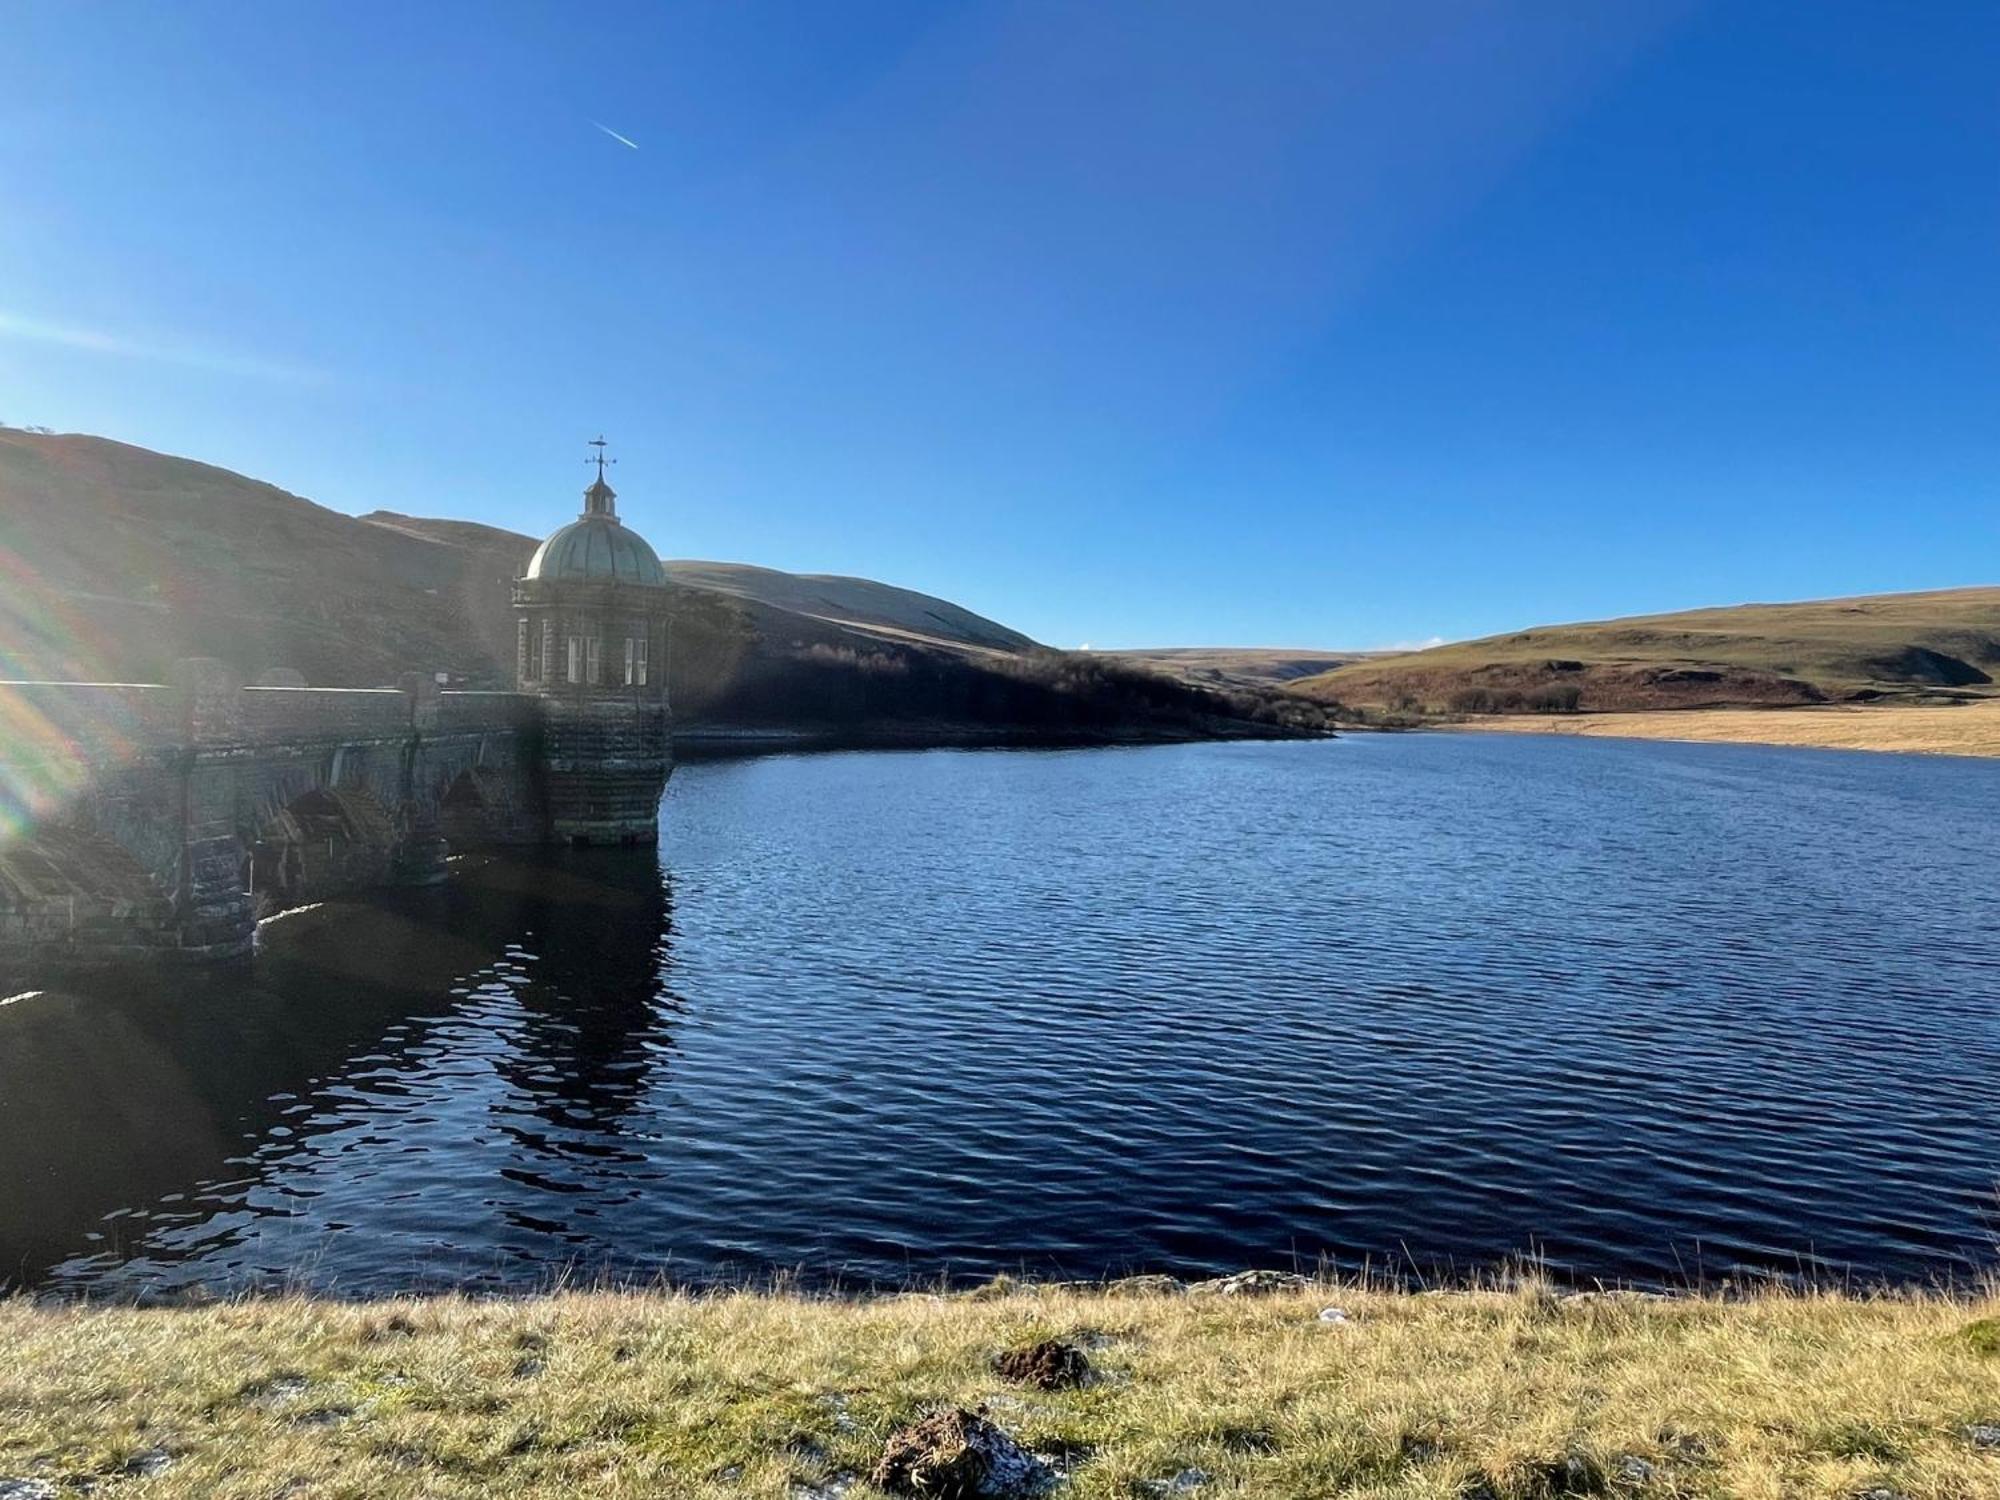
[{"left": 586, "top": 434, "right": 616, "bottom": 483}]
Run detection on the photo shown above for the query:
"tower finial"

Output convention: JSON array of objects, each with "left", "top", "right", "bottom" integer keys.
[{"left": 582, "top": 435, "right": 619, "bottom": 518}]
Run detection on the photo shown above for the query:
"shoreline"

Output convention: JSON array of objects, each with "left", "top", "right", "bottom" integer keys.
[
  {"left": 1445, "top": 698, "right": 2000, "bottom": 759},
  {"left": 4, "top": 1277, "right": 1995, "bottom": 1498},
  {"left": 22, "top": 1259, "right": 1996, "bottom": 1310},
  {"left": 671, "top": 719, "right": 1333, "bottom": 758}
]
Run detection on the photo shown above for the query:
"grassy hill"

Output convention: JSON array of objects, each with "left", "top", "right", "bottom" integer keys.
[
  {"left": 1291, "top": 589, "right": 2000, "bottom": 715},
  {"left": 0, "top": 428, "right": 1324, "bottom": 743}
]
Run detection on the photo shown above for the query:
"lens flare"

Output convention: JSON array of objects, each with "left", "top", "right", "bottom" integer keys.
[{"left": 0, "top": 540, "right": 172, "bottom": 847}]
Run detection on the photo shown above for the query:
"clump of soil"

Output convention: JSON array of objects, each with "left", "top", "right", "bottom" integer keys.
[
  {"left": 871, "top": 1407, "right": 1050, "bottom": 1499},
  {"left": 994, "top": 1339, "right": 1090, "bottom": 1390},
  {"left": 1530, "top": 1453, "right": 1607, "bottom": 1495}
]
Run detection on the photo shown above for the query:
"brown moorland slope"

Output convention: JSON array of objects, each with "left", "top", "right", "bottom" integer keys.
[
  {"left": 1291, "top": 588, "right": 2000, "bottom": 713},
  {"left": 0, "top": 428, "right": 1324, "bottom": 741},
  {"left": 0, "top": 427, "right": 1037, "bottom": 687}
]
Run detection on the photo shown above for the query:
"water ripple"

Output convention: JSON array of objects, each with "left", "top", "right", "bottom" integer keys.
[{"left": 3, "top": 734, "right": 1998, "bottom": 1294}]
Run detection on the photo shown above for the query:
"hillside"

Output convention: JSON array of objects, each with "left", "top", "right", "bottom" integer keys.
[
  {"left": 361, "top": 514, "right": 1037, "bottom": 659},
  {"left": 661, "top": 560, "right": 1036, "bottom": 655},
  {"left": 1105, "top": 647, "right": 1376, "bottom": 695},
  {"left": 1291, "top": 589, "right": 2000, "bottom": 714},
  {"left": 0, "top": 428, "right": 1324, "bottom": 743},
  {"left": 0, "top": 429, "right": 501, "bottom": 687}
]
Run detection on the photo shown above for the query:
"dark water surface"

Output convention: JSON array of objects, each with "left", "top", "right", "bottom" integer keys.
[{"left": 5, "top": 734, "right": 1999, "bottom": 1295}]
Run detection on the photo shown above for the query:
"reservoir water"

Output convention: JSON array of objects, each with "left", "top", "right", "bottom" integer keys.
[{"left": 4, "top": 733, "right": 1998, "bottom": 1295}]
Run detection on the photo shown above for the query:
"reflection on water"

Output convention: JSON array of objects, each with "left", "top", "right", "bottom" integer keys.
[
  {"left": 4, "top": 734, "right": 2000, "bottom": 1295},
  {"left": 1, "top": 851, "right": 676, "bottom": 1292}
]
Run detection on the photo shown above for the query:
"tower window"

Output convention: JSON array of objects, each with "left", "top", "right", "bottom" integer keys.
[
  {"left": 625, "top": 635, "right": 648, "bottom": 686},
  {"left": 586, "top": 636, "right": 602, "bottom": 684},
  {"left": 567, "top": 635, "right": 584, "bottom": 683}
]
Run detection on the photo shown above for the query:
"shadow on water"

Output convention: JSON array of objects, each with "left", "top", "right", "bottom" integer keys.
[{"left": 0, "top": 847, "right": 674, "bottom": 1292}]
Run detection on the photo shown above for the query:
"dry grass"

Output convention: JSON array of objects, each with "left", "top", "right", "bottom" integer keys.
[
  {"left": 1459, "top": 699, "right": 2000, "bottom": 759},
  {"left": 3, "top": 1282, "right": 1998, "bottom": 1498},
  {"left": 1291, "top": 587, "right": 2000, "bottom": 711}
]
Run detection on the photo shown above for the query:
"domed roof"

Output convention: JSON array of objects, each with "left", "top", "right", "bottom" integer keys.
[{"left": 523, "top": 475, "right": 667, "bottom": 586}]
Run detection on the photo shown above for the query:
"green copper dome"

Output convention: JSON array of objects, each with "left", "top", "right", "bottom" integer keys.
[{"left": 523, "top": 476, "right": 667, "bottom": 586}]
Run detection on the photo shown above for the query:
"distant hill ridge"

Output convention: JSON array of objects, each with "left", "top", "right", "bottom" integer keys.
[
  {"left": 22, "top": 425, "right": 1979, "bottom": 731},
  {"left": 1105, "top": 647, "right": 1383, "bottom": 694},
  {"left": 0, "top": 429, "right": 1030, "bottom": 686},
  {"left": 363, "top": 513, "right": 1037, "bottom": 657},
  {"left": 0, "top": 428, "right": 1322, "bottom": 743},
  {"left": 1291, "top": 588, "right": 2000, "bottom": 713}
]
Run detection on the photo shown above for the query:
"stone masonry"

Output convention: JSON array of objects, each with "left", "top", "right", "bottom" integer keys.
[{"left": 0, "top": 451, "right": 677, "bottom": 980}]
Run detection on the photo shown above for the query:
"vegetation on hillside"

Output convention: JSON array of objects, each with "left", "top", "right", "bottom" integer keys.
[
  {"left": 661, "top": 592, "right": 1330, "bottom": 743},
  {"left": 1293, "top": 589, "right": 2000, "bottom": 716},
  {"left": 2, "top": 1280, "right": 1997, "bottom": 1499}
]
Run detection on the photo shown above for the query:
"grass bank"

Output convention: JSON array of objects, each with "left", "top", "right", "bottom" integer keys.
[
  {"left": 1455, "top": 699, "right": 2000, "bottom": 759},
  {"left": 3, "top": 1280, "right": 1998, "bottom": 1498}
]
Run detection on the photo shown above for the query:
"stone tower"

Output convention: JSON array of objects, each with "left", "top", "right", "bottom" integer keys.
[{"left": 514, "top": 442, "right": 673, "bottom": 844}]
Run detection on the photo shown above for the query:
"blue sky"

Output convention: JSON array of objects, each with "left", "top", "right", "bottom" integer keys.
[{"left": 1, "top": 2, "right": 1994, "bottom": 650}]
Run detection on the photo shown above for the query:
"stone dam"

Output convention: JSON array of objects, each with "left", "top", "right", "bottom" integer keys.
[{"left": 0, "top": 454, "right": 677, "bottom": 982}]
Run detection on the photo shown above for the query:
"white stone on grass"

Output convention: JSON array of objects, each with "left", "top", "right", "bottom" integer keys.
[
  {"left": 244, "top": 1373, "right": 311, "bottom": 1410},
  {"left": 791, "top": 1475, "right": 856, "bottom": 1500},
  {"left": 122, "top": 1447, "right": 174, "bottom": 1478},
  {"left": 1186, "top": 1269, "right": 1309, "bottom": 1297}
]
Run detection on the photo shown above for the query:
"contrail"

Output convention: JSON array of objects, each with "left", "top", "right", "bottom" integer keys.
[
  {"left": 592, "top": 121, "right": 639, "bottom": 150},
  {"left": 0, "top": 309, "right": 326, "bottom": 384}
]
